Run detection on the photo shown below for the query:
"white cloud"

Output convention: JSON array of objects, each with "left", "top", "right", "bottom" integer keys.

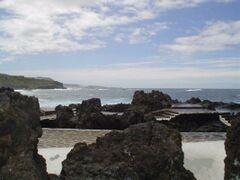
[
  {"left": 180, "top": 57, "right": 240, "bottom": 68},
  {"left": 161, "top": 20, "right": 240, "bottom": 54},
  {"left": 115, "top": 22, "right": 168, "bottom": 44},
  {"left": 0, "top": 55, "right": 15, "bottom": 64},
  {"left": 0, "top": 0, "right": 231, "bottom": 54}
]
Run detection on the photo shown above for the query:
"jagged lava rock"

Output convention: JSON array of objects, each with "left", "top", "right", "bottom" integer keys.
[
  {"left": 55, "top": 105, "right": 77, "bottom": 128},
  {"left": 0, "top": 87, "right": 49, "bottom": 180},
  {"left": 225, "top": 114, "right": 240, "bottom": 180},
  {"left": 130, "top": 90, "right": 172, "bottom": 113},
  {"left": 77, "top": 98, "right": 101, "bottom": 113},
  {"left": 186, "top": 97, "right": 202, "bottom": 104},
  {"left": 102, "top": 103, "right": 131, "bottom": 112},
  {"left": 60, "top": 122, "right": 196, "bottom": 180},
  {"left": 160, "top": 113, "right": 227, "bottom": 132}
]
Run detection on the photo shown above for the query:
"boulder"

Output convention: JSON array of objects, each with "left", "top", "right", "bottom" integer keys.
[
  {"left": 77, "top": 98, "right": 101, "bottom": 114},
  {"left": 186, "top": 97, "right": 202, "bottom": 104},
  {"left": 77, "top": 107, "right": 147, "bottom": 130},
  {"left": 224, "top": 115, "right": 240, "bottom": 179},
  {"left": 55, "top": 105, "right": 77, "bottom": 128},
  {"left": 77, "top": 111, "right": 109, "bottom": 129},
  {"left": 130, "top": 90, "right": 172, "bottom": 113},
  {"left": 77, "top": 98, "right": 133, "bottom": 130},
  {"left": 60, "top": 122, "right": 196, "bottom": 180},
  {"left": 0, "top": 87, "right": 49, "bottom": 180},
  {"left": 102, "top": 103, "right": 130, "bottom": 112},
  {"left": 121, "top": 110, "right": 146, "bottom": 128}
]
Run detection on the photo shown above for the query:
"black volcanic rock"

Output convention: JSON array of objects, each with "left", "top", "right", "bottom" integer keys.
[
  {"left": 186, "top": 97, "right": 240, "bottom": 111},
  {"left": 0, "top": 87, "right": 49, "bottom": 180},
  {"left": 77, "top": 98, "right": 101, "bottom": 114},
  {"left": 40, "top": 119, "right": 57, "bottom": 128},
  {"left": 160, "top": 113, "right": 227, "bottom": 132},
  {"left": 121, "top": 110, "right": 145, "bottom": 127},
  {"left": 60, "top": 122, "right": 196, "bottom": 180},
  {"left": 130, "top": 90, "right": 172, "bottom": 113},
  {"left": 102, "top": 103, "right": 130, "bottom": 112},
  {"left": 55, "top": 105, "right": 77, "bottom": 128},
  {"left": 222, "top": 103, "right": 240, "bottom": 110},
  {"left": 225, "top": 115, "right": 240, "bottom": 180},
  {"left": 186, "top": 97, "right": 202, "bottom": 104}
]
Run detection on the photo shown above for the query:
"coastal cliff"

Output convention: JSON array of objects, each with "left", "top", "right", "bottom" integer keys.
[{"left": 0, "top": 73, "right": 64, "bottom": 89}]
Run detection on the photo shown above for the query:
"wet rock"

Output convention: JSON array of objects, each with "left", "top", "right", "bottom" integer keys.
[
  {"left": 0, "top": 87, "right": 49, "bottom": 180},
  {"left": 60, "top": 122, "right": 196, "bottom": 180},
  {"left": 102, "top": 103, "right": 130, "bottom": 112},
  {"left": 130, "top": 90, "right": 172, "bottom": 113},
  {"left": 224, "top": 115, "right": 240, "bottom": 179}
]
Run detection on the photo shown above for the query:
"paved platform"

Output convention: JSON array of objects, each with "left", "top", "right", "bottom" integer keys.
[{"left": 38, "top": 128, "right": 226, "bottom": 148}]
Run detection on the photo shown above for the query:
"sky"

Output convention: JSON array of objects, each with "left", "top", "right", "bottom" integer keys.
[{"left": 0, "top": 0, "right": 240, "bottom": 88}]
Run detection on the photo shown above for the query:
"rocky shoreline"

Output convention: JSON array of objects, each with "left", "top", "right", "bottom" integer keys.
[
  {"left": 0, "top": 87, "right": 240, "bottom": 179},
  {"left": 40, "top": 90, "right": 239, "bottom": 132}
]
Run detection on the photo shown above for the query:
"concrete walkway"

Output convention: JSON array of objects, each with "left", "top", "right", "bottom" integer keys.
[{"left": 38, "top": 128, "right": 226, "bottom": 148}]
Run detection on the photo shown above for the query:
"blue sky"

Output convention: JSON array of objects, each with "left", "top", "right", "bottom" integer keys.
[{"left": 0, "top": 0, "right": 239, "bottom": 88}]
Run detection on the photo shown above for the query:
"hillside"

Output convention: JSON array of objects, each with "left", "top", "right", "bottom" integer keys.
[{"left": 0, "top": 73, "right": 65, "bottom": 89}]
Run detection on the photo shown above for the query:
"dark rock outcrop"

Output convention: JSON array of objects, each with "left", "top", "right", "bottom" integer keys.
[
  {"left": 222, "top": 103, "right": 240, "bottom": 110},
  {"left": 186, "top": 97, "right": 202, "bottom": 104},
  {"left": 40, "top": 119, "right": 57, "bottom": 128},
  {"left": 0, "top": 87, "right": 49, "bottom": 180},
  {"left": 77, "top": 98, "right": 101, "bottom": 114},
  {"left": 60, "top": 122, "right": 196, "bottom": 180},
  {"left": 77, "top": 110, "right": 145, "bottom": 130},
  {"left": 102, "top": 103, "right": 130, "bottom": 112},
  {"left": 130, "top": 90, "right": 172, "bottom": 113},
  {"left": 121, "top": 110, "right": 145, "bottom": 127},
  {"left": 160, "top": 113, "right": 227, "bottom": 132},
  {"left": 224, "top": 115, "right": 240, "bottom": 180},
  {"left": 186, "top": 97, "right": 240, "bottom": 111},
  {"left": 55, "top": 105, "right": 77, "bottom": 128}
]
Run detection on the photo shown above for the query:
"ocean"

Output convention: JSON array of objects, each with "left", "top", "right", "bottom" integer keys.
[{"left": 16, "top": 86, "right": 240, "bottom": 109}]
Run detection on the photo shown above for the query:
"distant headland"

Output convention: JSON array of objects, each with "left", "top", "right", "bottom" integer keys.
[{"left": 0, "top": 73, "right": 65, "bottom": 89}]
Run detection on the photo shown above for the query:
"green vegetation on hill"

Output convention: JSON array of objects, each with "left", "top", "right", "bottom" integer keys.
[{"left": 0, "top": 73, "right": 65, "bottom": 89}]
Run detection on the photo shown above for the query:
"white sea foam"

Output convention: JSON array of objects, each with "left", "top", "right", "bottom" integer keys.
[
  {"left": 39, "top": 141, "right": 226, "bottom": 178},
  {"left": 186, "top": 89, "right": 202, "bottom": 92},
  {"left": 15, "top": 89, "right": 24, "bottom": 92},
  {"left": 98, "top": 88, "right": 109, "bottom": 91}
]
